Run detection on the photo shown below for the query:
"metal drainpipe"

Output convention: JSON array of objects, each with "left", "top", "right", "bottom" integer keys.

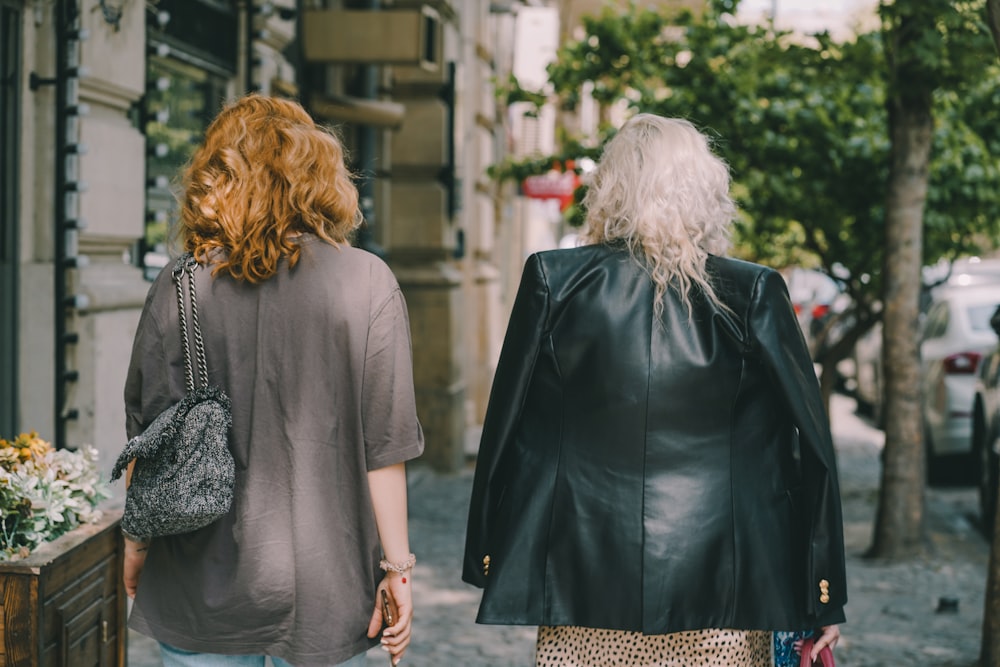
[
  {"left": 353, "top": 0, "right": 383, "bottom": 256},
  {"left": 53, "top": 0, "right": 67, "bottom": 446},
  {"left": 245, "top": 0, "right": 258, "bottom": 93},
  {"left": 41, "top": 0, "right": 88, "bottom": 448}
]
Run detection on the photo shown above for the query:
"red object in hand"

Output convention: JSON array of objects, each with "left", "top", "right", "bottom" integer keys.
[{"left": 799, "top": 638, "right": 835, "bottom": 667}]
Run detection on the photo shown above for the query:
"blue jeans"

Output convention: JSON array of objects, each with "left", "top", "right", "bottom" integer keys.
[{"left": 159, "top": 642, "right": 369, "bottom": 667}]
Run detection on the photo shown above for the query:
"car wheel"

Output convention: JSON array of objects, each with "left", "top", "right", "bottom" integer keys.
[
  {"left": 977, "top": 413, "right": 998, "bottom": 531},
  {"left": 926, "top": 426, "right": 946, "bottom": 486},
  {"left": 856, "top": 362, "right": 885, "bottom": 428},
  {"left": 855, "top": 392, "right": 874, "bottom": 417}
]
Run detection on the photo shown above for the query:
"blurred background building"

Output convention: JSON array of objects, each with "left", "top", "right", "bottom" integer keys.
[
  {"left": 1, "top": 0, "right": 712, "bottom": 481},
  {"left": 737, "top": 0, "right": 878, "bottom": 39}
]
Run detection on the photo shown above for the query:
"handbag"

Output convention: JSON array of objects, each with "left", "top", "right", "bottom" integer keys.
[
  {"left": 111, "top": 253, "right": 235, "bottom": 542},
  {"left": 798, "top": 638, "right": 835, "bottom": 667}
]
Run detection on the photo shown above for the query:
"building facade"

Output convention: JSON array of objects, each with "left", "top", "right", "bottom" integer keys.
[{"left": 2, "top": 0, "right": 521, "bottom": 476}]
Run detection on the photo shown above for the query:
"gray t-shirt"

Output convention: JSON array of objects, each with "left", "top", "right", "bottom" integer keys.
[{"left": 124, "top": 238, "right": 424, "bottom": 665}]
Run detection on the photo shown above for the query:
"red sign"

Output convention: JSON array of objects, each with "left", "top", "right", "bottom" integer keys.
[{"left": 521, "top": 170, "right": 579, "bottom": 210}]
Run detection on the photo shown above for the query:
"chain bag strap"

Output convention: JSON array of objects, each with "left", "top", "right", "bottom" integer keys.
[
  {"left": 172, "top": 253, "right": 210, "bottom": 391},
  {"left": 111, "top": 251, "right": 236, "bottom": 542}
]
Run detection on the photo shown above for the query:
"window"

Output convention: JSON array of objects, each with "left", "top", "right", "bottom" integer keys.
[
  {"left": 144, "top": 56, "right": 229, "bottom": 266},
  {"left": 143, "top": 0, "right": 235, "bottom": 278},
  {"left": 968, "top": 303, "right": 1000, "bottom": 334}
]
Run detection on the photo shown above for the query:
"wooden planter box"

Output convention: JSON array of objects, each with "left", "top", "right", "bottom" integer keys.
[{"left": 0, "top": 510, "right": 125, "bottom": 666}]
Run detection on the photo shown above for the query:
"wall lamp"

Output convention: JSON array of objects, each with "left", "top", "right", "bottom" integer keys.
[{"left": 98, "top": 0, "right": 126, "bottom": 31}]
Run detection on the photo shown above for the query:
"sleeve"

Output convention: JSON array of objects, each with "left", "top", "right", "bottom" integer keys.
[
  {"left": 748, "top": 269, "right": 848, "bottom": 626},
  {"left": 462, "top": 253, "right": 549, "bottom": 588},
  {"left": 123, "top": 282, "right": 174, "bottom": 442},
  {"left": 361, "top": 287, "right": 425, "bottom": 471}
]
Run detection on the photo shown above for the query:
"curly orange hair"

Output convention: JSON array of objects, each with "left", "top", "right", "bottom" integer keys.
[{"left": 179, "top": 94, "right": 361, "bottom": 282}]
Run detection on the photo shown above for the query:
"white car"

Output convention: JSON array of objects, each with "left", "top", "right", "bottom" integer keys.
[
  {"left": 853, "top": 321, "right": 883, "bottom": 423},
  {"left": 921, "top": 284, "right": 1000, "bottom": 483},
  {"left": 855, "top": 257, "right": 1000, "bottom": 428}
]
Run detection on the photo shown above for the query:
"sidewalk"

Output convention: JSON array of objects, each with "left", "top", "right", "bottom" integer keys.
[
  {"left": 128, "top": 393, "right": 989, "bottom": 666},
  {"left": 831, "top": 393, "right": 987, "bottom": 667}
]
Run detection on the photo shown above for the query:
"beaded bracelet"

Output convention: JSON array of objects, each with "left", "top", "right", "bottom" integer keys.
[{"left": 379, "top": 553, "right": 417, "bottom": 574}]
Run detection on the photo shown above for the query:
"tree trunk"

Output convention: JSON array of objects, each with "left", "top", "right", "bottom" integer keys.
[
  {"left": 818, "top": 360, "right": 838, "bottom": 417},
  {"left": 814, "top": 307, "right": 879, "bottom": 417},
  {"left": 984, "top": 485, "right": 1000, "bottom": 665},
  {"left": 869, "top": 84, "right": 933, "bottom": 559},
  {"left": 982, "top": 6, "right": 1000, "bottom": 665},
  {"left": 984, "top": 6, "right": 1000, "bottom": 664},
  {"left": 988, "top": 0, "right": 1000, "bottom": 56}
]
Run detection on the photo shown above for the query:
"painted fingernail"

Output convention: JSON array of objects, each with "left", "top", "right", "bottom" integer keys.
[{"left": 381, "top": 645, "right": 390, "bottom": 652}]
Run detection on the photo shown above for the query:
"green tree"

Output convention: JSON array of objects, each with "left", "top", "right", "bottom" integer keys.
[
  {"left": 631, "top": 16, "right": 890, "bottom": 406},
  {"left": 873, "top": 0, "right": 998, "bottom": 563},
  {"left": 494, "top": 0, "right": 1000, "bottom": 414}
]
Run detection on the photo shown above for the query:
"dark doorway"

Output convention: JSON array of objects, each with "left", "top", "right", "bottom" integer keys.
[{"left": 0, "top": 0, "right": 21, "bottom": 438}]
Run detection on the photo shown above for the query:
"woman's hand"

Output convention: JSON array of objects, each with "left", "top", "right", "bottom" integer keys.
[
  {"left": 123, "top": 537, "right": 149, "bottom": 598},
  {"left": 367, "top": 573, "right": 413, "bottom": 666},
  {"left": 795, "top": 625, "right": 840, "bottom": 665}
]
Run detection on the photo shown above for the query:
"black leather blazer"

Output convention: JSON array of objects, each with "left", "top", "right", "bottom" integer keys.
[{"left": 463, "top": 243, "right": 847, "bottom": 633}]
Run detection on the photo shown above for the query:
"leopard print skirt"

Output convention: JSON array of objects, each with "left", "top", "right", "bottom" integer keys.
[{"left": 535, "top": 626, "right": 773, "bottom": 667}]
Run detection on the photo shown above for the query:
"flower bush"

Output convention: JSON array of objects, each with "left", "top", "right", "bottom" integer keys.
[{"left": 0, "top": 431, "right": 109, "bottom": 561}]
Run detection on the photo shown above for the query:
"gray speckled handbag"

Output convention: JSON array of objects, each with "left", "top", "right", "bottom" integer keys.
[{"left": 111, "top": 254, "right": 235, "bottom": 542}]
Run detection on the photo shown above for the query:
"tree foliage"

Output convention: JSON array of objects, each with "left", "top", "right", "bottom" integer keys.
[
  {"left": 492, "top": 0, "right": 1000, "bottom": 406},
  {"left": 990, "top": 0, "right": 1000, "bottom": 52}
]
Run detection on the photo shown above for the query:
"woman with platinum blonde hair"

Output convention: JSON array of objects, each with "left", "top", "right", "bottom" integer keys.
[
  {"left": 122, "top": 94, "right": 423, "bottom": 667},
  {"left": 464, "top": 113, "right": 846, "bottom": 667},
  {"left": 580, "top": 115, "right": 733, "bottom": 315}
]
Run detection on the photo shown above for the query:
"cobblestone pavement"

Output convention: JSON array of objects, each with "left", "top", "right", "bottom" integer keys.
[
  {"left": 831, "top": 393, "right": 986, "bottom": 667},
  {"left": 128, "top": 393, "right": 989, "bottom": 666}
]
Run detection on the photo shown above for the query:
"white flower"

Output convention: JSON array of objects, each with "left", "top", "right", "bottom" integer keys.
[{"left": 0, "top": 438, "right": 111, "bottom": 561}]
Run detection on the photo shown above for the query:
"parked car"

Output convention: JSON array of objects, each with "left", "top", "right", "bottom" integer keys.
[
  {"left": 853, "top": 322, "right": 884, "bottom": 423},
  {"left": 921, "top": 284, "right": 1000, "bottom": 485},
  {"left": 923, "top": 256, "right": 1000, "bottom": 291},
  {"left": 783, "top": 267, "right": 848, "bottom": 359},
  {"left": 854, "top": 257, "right": 1000, "bottom": 427},
  {"left": 973, "top": 305, "right": 1000, "bottom": 527}
]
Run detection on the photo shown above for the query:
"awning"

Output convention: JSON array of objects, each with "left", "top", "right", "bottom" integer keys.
[{"left": 310, "top": 94, "right": 406, "bottom": 129}]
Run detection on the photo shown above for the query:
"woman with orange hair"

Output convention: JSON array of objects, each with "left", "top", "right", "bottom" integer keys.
[{"left": 122, "top": 94, "right": 423, "bottom": 667}]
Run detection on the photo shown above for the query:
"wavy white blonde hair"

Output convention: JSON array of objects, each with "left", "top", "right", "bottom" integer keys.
[{"left": 581, "top": 114, "right": 736, "bottom": 316}]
